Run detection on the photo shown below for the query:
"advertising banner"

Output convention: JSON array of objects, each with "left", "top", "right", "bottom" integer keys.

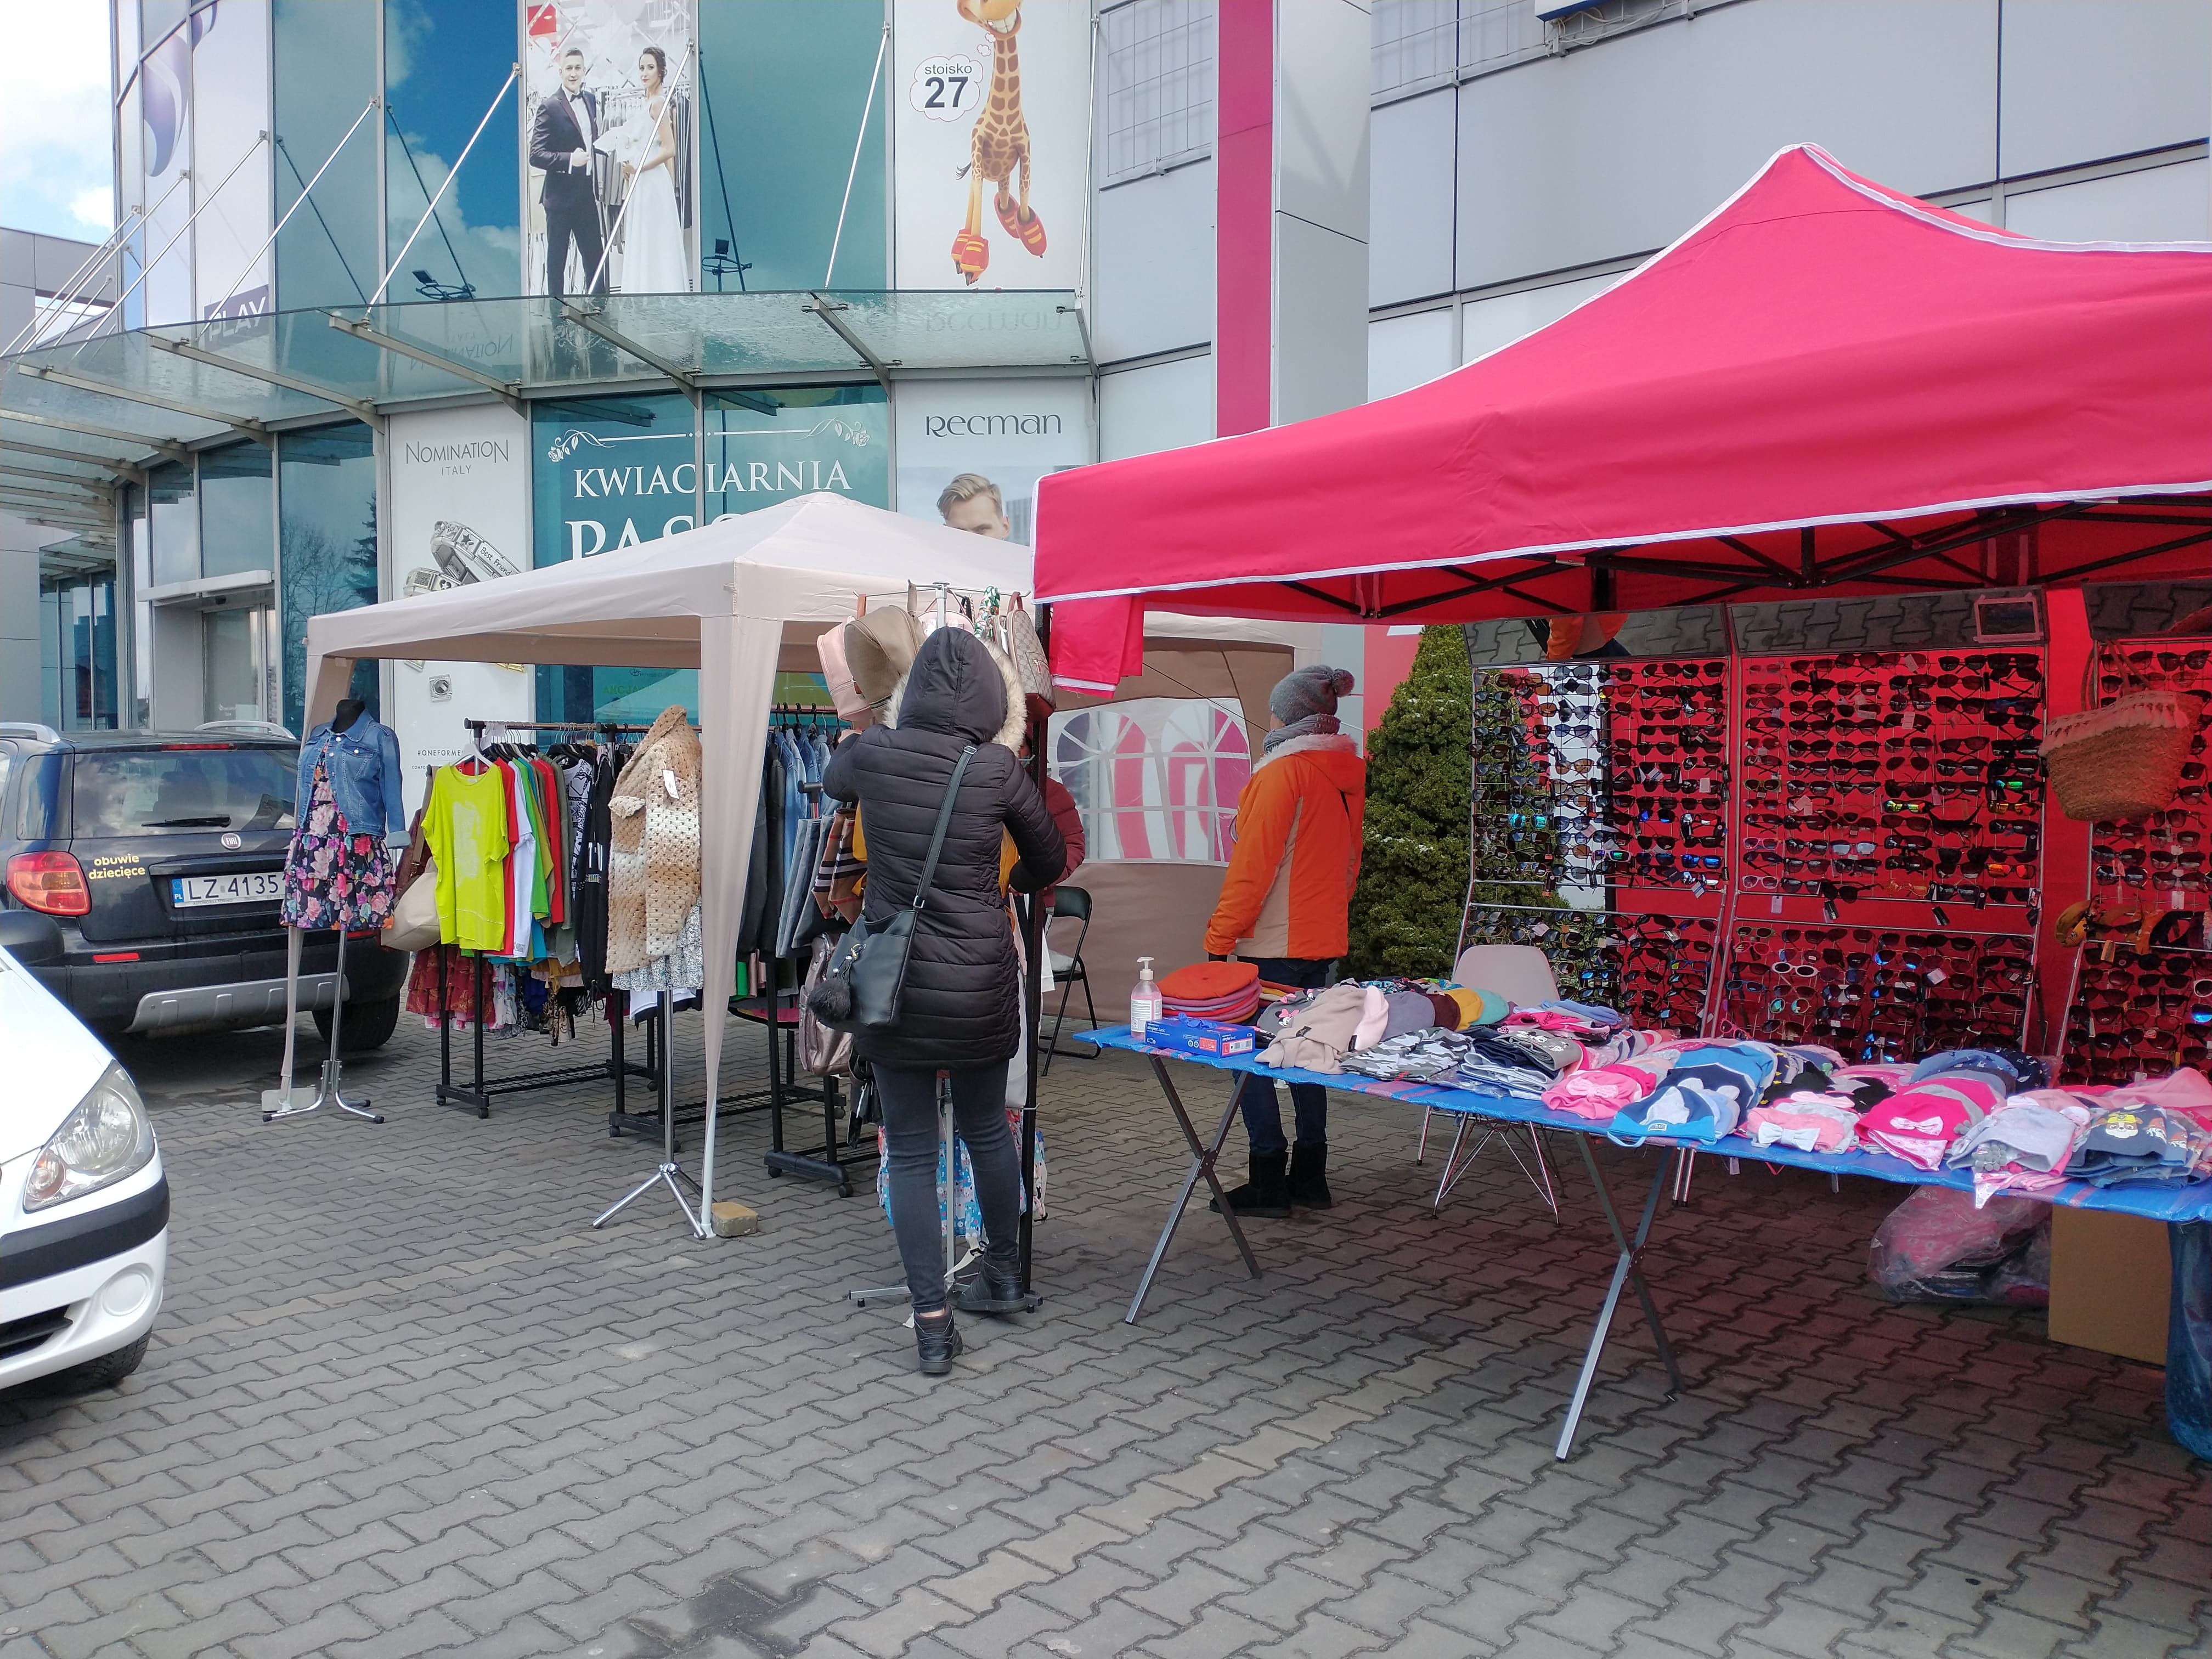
[
  {"left": 523, "top": 0, "right": 697, "bottom": 298},
  {"left": 704, "top": 387, "right": 890, "bottom": 520},
  {"left": 890, "top": 0, "right": 1089, "bottom": 291},
  {"left": 894, "top": 377, "right": 1091, "bottom": 545},
  {"left": 385, "top": 406, "right": 535, "bottom": 815},
  {"left": 531, "top": 393, "right": 697, "bottom": 719}
]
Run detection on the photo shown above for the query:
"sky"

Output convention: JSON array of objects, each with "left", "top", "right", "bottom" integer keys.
[{"left": 3, "top": 4, "right": 116, "bottom": 242}]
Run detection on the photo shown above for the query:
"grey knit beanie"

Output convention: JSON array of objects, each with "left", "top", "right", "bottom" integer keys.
[{"left": 1265, "top": 664, "right": 1355, "bottom": 751}]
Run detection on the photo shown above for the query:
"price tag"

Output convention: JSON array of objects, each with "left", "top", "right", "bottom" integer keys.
[{"left": 663, "top": 769, "right": 679, "bottom": 799}]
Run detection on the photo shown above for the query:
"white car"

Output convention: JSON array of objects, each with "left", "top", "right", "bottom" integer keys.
[{"left": 0, "top": 912, "right": 167, "bottom": 1393}]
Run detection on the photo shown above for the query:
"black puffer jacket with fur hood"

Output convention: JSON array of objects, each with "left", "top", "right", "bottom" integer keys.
[{"left": 821, "top": 625, "right": 1065, "bottom": 1071}]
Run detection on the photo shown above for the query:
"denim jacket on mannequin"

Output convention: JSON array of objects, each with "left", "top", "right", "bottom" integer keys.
[{"left": 294, "top": 717, "right": 407, "bottom": 838}]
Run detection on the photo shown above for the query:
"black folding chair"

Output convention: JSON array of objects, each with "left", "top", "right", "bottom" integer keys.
[{"left": 1041, "top": 885, "right": 1100, "bottom": 1074}]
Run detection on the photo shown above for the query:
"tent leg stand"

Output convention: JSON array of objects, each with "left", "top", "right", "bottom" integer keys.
[
  {"left": 264, "top": 929, "right": 382, "bottom": 1125},
  {"left": 1554, "top": 1142, "right": 1683, "bottom": 1462},
  {"left": 1125, "top": 1059, "right": 1262, "bottom": 1325},
  {"left": 594, "top": 991, "right": 708, "bottom": 1238}
]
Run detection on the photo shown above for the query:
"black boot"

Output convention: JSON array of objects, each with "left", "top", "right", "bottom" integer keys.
[
  {"left": 915, "top": 1307, "right": 962, "bottom": 1375},
  {"left": 1288, "top": 1142, "right": 1333, "bottom": 1210},
  {"left": 955, "top": 1254, "right": 1029, "bottom": 1316},
  {"left": 1211, "top": 1151, "right": 1291, "bottom": 1218}
]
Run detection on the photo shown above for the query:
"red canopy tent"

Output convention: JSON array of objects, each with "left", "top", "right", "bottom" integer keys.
[{"left": 1034, "top": 144, "right": 2212, "bottom": 686}]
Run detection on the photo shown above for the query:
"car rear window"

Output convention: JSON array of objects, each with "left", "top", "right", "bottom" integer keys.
[
  {"left": 71, "top": 748, "right": 298, "bottom": 837},
  {"left": 12, "top": 752, "right": 63, "bottom": 839}
]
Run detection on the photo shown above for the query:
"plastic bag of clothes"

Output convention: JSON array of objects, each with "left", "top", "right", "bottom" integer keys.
[
  {"left": 2169, "top": 1221, "right": 2212, "bottom": 1461},
  {"left": 1867, "top": 1185, "right": 2050, "bottom": 1306}
]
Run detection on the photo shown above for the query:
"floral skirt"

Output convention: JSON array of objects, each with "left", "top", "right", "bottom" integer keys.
[{"left": 281, "top": 769, "right": 394, "bottom": 932}]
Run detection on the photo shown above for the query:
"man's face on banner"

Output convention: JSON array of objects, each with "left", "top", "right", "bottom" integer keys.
[
  {"left": 944, "top": 493, "right": 1010, "bottom": 539},
  {"left": 560, "top": 51, "right": 586, "bottom": 94}
]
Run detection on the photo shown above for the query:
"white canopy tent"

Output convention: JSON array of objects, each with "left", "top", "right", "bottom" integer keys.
[{"left": 299, "top": 490, "right": 1321, "bottom": 1223}]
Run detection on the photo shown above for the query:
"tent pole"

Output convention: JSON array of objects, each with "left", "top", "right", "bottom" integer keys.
[{"left": 1019, "top": 605, "right": 1049, "bottom": 1291}]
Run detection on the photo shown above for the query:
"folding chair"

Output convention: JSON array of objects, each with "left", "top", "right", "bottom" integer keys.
[
  {"left": 1040, "top": 885, "right": 1099, "bottom": 1074},
  {"left": 1420, "top": 943, "right": 1564, "bottom": 1214}
]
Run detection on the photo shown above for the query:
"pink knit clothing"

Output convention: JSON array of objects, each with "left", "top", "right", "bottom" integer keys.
[
  {"left": 1543, "top": 1062, "right": 1666, "bottom": 1119},
  {"left": 1742, "top": 1098, "right": 1859, "bottom": 1153}
]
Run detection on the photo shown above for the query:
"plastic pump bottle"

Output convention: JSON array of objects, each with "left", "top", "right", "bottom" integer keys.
[{"left": 1130, "top": 957, "right": 1163, "bottom": 1039}]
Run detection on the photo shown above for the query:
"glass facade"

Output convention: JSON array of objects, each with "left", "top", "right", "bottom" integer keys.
[
  {"left": 273, "top": 0, "right": 381, "bottom": 310},
  {"left": 532, "top": 393, "right": 698, "bottom": 721},
  {"left": 703, "top": 383, "right": 889, "bottom": 519},
  {"left": 39, "top": 578, "right": 120, "bottom": 732},
  {"left": 199, "top": 442, "right": 275, "bottom": 578},
  {"left": 384, "top": 0, "right": 523, "bottom": 304},
  {"left": 277, "top": 424, "right": 381, "bottom": 735},
  {"left": 146, "top": 461, "right": 197, "bottom": 588},
  {"left": 698, "top": 0, "right": 888, "bottom": 292}
]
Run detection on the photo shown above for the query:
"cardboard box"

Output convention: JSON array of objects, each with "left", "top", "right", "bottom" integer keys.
[
  {"left": 2049, "top": 1207, "right": 2170, "bottom": 1367},
  {"left": 1144, "top": 1017, "right": 1257, "bottom": 1059}
]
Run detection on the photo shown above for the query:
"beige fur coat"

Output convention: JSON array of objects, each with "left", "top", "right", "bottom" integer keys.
[{"left": 606, "top": 704, "right": 703, "bottom": 975}]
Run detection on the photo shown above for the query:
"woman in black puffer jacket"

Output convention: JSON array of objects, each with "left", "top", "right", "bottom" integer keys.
[{"left": 822, "top": 624, "right": 1064, "bottom": 1374}]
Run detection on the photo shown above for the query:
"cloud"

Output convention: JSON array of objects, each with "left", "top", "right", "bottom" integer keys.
[{"left": 0, "top": 5, "right": 115, "bottom": 242}]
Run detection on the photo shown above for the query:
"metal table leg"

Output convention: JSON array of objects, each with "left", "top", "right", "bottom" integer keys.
[
  {"left": 1554, "top": 1139, "right": 1684, "bottom": 1462},
  {"left": 1124, "top": 1059, "right": 1263, "bottom": 1325}
]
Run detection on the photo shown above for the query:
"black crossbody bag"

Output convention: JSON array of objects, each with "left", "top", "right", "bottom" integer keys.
[{"left": 807, "top": 744, "right": 977, "bottom": 1034}]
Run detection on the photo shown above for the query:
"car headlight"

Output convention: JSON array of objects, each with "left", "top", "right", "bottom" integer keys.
[{"left": 24, "top": 1064, "right": 156, "bottom": 1213}]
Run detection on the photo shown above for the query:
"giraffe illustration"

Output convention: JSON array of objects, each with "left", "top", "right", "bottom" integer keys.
[{"left": 951, "top": 0, "right": 1046, "bottom": 285}]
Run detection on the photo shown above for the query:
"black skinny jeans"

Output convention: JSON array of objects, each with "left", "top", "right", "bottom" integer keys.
[{"left": 874, "top": 1061, "right": 1024, "bottom": 1312}]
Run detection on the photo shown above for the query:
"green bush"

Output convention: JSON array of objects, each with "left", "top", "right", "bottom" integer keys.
[{"left": 1347, "top": 627, "right": 1474, "bottom": 978}]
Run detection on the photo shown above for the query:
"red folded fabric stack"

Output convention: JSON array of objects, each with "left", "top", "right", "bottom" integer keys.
[{"left": 1158, "top": 960, "right": 1263, "bottom": 1024}]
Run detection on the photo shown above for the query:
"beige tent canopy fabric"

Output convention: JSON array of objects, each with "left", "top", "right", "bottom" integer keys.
[
  {"left": 301, "top": 493, "right": 1031, "bottom": 1223},
  {"left": 298, "top": 490, "right": 1317, "bottom": 1222}
]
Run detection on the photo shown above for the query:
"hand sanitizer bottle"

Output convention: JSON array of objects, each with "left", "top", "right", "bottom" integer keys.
[{"left": 1130, "top": 957, "right": 1163, "bottom": 1039}]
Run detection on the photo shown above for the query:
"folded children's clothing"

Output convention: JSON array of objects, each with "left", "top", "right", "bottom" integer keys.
[
  {"left": 1340, "top": 1028, "right": 1471, "bottom": 1081},
  {"left": 1914, "top": 1047, "right": 2047, "bottom": 1092},
  {"left": 1857, "top": 1070, "right": 2006, "bottom": 1169},
  {"left": 2068, "top": 1103, "right": 2212, "bottom": 1187},
  {"left": 1257, "top": 981, "right": 1370, "bottom": 1073},
  {"left": 1351, "top": 985, "right": 1392, "bottom": 1053},
  {"left": 1381, "top": 988, "right": 1441, "bottom": 1042},
  {"left": 1949, "top": 1102, "right": 2086, "bottom": 1173},
  {"left": 1742, "top": 1097, "right": 1861, "bottom": 1153},
  {"left": 1543, "top": 1062, "right": 1667, "bottom": 1120},
  {"left": 1610, "top": 1078, "right": 1741, "bottom": 1144}
]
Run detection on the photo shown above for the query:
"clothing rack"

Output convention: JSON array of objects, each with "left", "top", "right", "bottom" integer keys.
[{"left": 435, "top": 718, "right": 657, "bottom": 1118}]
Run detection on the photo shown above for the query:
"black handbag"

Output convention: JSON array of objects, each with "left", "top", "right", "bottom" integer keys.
[{"left": 806, "top": 744, "right": 976, "bottom": 1035}]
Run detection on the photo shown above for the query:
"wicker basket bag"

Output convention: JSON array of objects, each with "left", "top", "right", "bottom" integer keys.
[{"left": 2041, "top": 657, "right": 2202, "bottom": 822}]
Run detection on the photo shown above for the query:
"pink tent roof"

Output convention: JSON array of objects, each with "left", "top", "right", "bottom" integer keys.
[{"left": 1034, "top": 145, "right": 2212, "bottom": 646}]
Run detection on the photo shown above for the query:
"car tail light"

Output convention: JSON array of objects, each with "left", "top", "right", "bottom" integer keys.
[{"left": 7, "top": 851, "right": 91, "bottom": 917}]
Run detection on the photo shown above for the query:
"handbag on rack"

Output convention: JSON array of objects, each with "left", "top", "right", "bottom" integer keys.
[
  {"left": 383, "top": 861, "right": 442, "bottom": 951},
  {"left": 2042, "top": 647, "right": 2203, "bottom": 822},
  {"left": 805, "top": 745, "right": 977, "bottom": 1034},
  {"left": 996, "top": 596, "right": 1054, "bottom": 711},
  {"left": 798, "top": 933, "right": 855, "bottom": 1076}
]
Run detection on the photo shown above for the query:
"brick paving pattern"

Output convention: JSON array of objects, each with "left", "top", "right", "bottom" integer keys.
[{"left": 3, "top": 1012, "right": 2208, "bottom": 1658}]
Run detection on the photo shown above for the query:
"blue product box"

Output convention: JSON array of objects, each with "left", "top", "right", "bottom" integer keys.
[{"left": 1146, "top": 1017, "right": 1257, "bottom": 1058}]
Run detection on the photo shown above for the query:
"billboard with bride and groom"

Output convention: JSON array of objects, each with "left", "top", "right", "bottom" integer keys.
[{"left": 522, "top": 0, "right": 697, "bottom": 299}]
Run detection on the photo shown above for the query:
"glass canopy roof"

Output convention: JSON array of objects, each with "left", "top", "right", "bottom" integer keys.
[{"left": 0, "top": 289, "right": 1092, "bottom": 525}]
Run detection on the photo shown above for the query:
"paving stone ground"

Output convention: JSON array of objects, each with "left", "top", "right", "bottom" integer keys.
[{"left": 3, "top": 1011, "right": 2209, "bottom": 1659}]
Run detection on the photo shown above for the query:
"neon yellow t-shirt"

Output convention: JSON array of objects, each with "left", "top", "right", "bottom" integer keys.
[{"left": 424, "top": 763, "right": 511, "bottom": 951}]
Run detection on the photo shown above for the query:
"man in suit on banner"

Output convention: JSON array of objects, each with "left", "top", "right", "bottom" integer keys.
[{"left": 531, "top": 45, "right": 607, "bottom": 297}]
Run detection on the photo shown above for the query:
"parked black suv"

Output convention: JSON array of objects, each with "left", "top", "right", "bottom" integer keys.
[{"left": 0, "top": 724, "right": 408, "bottom": 1045}]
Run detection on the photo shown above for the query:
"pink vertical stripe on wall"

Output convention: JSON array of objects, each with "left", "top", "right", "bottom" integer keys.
[{"left": 1215, "top": 0, "right": 1274, "bottom": 438}]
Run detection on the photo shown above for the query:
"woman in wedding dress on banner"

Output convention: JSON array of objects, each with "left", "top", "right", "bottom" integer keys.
[{"left": 611, "top": 45, "right": 691, "bottom": 294}]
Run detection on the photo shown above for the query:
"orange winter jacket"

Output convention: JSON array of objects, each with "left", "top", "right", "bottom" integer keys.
[{"left": 1204, "top": 733, "right": 1367, "bottom": 961}]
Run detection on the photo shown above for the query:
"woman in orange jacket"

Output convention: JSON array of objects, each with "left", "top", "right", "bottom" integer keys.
[{"left": 1205, "top": 665, "right": 1365, "bottom": 1217}]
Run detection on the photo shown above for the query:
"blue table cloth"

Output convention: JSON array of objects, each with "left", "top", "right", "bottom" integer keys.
[{"left": 1081, "top": 1025, "right": 2212, "bottom": 1223}]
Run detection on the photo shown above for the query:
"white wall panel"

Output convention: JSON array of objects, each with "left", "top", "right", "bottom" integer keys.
[
  {"left": 1276, "top": 0, "right": 1373, "bottom": 241},
  {"left": 1460, "top": 272, "right": 1621, "bottom": 365},
  {"left": 1368, "top": 307, "right": 1454, "bottom": 400},
  {"left": 1455, "top": 0, "right": 1999, "bottom": 290},
  {"left": 2005, "top": 160, "right": 2212, "bottom": 244},
  {"left": 1099, "top": 353, "right": 1215, "bottom": 461},
  {"left": 1999, "top": 0, "right": 2211, "bottom": 179},
  {"left": 1370, "top": 90, "right": 1455, "bottom": 306},
  {"left": 1274, "top": 215, "right": 1369, "bottom": 424},
  {"left": 1092, "top": 162, "right": 1218, "bottom": 364}
]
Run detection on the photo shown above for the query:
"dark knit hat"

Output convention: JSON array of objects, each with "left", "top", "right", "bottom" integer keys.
[{"left": 1269, "top": 664, "right": 1355, "bottom": 727}]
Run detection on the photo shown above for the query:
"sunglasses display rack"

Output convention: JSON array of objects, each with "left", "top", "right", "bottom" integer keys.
[
  {"left": 2061, "top": 644, "right": 2212, "bottom": 1084},
  {"left": 1739, "top": 651, "right": 2046, "bottom": 913},
  {"left": 1462, "top": 904, "right": 1721, "bottom": 1033},
  {"left": 1720, "top": 924, "right": 2035, "bottom": 1062}
]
